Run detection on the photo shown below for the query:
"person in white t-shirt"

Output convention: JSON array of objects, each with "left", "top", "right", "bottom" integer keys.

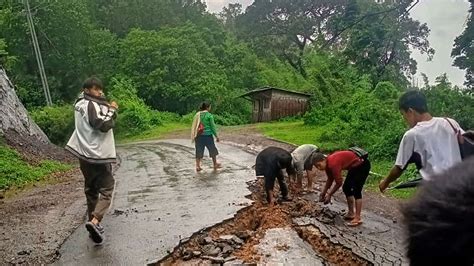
[
  {"left": 379, "top": 90, "right": 464, "bottom": 192},
  {"left": 291, "top": 144, "right": 319, "bottom": 191}
]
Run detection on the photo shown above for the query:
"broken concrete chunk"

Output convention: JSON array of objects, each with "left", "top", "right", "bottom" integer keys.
[
  {"left": 222, "top": 244, "right": 234, "bottom": 255},
  {"left": 202, "top": 256, "right": 225, "bottom": 264},
  {"left": 231, "top": 235, "right": 244, "bottom": 245},
  {"left": 223, "top": 259, "right": 243, "bottom": 265},
  {"left": 203, "top": 244, "right": 221, "bottom": 257},
  {"left": 219, "top": 235, "right": 234, "bottom": 241},
  {"left": 224, "top": 256, "right": 237, "bottom": 262}
]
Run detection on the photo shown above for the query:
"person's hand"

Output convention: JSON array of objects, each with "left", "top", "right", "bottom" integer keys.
[
  {"left": 323, "top": 194, "right": 332, "bottom": 205},
  {"left": 216, "top": 137, "right": 220, "bottom": 142},
  {"left": 109, "top": 101, "right": 119, "bottom": 110},
  {"left": 379, "top": 179, "right": 389, "bottom": 193},
  {"left": 318, "top": 193, "right": 325, "bottom": 203}
]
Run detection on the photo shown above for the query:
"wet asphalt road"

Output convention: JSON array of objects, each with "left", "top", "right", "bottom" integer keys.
[{"left": 57, "top": 139, "right": 255, "bottom": 265}]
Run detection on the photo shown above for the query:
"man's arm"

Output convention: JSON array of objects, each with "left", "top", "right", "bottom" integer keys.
[
  {"left": 379, "top": 131, "right": 416, "bottom": 193},
  {"left": 379, "top": 165, "right": 404, "bottom": 192},
  {"left": 88, "top": 101, "right": 116, "bottom": 132}
]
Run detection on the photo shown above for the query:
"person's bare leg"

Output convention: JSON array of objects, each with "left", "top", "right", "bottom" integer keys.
[
  {"left": 91, "top": 217, "right": 99, "bottom": 225},
  {"left": 306, "top": 170, "right": 314, "bottom": 191},
  {"left": 196, "top": 158, "right": 202, "bottom": 171},
  {"left": 345, "top": 196, "right": 356, "bottom": 220},
  {"left": 296, "top": 173, "right": 303, "bottom": 189},
  {"left": 212, "top": 156, "right": 221, "bottom": 170},
  {"left": 350, "top": 199, "right": 363, "bottom": 224},
  {"left": 267, "top": 190, "right": 274, "bottom": 205}
]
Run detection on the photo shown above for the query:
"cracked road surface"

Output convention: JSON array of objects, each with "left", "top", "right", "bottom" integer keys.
[{"left": 57, "top": 140, "right": 255, "bottom": 265}]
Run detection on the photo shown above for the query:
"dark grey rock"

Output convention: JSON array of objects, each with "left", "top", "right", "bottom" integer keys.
[{"left": 235, "top": 230, "right": 252, "bottom": 240}]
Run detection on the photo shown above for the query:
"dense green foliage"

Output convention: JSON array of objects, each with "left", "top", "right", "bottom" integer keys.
[
  {"left": 452, "top": 0, "right": 474, "bottom": 90},
  {"left": 30, "top": 105, "right": 75, "bottom": 145},
  {"left": 0, "top": 145, "right": 72, "bottom": 190},
  {"left": 1, "top": 0, "right": 473, "bottom": 161}
]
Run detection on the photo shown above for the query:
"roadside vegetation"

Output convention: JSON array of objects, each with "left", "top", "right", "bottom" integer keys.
[{"left": 0, "top": 144, "right": 72, "bottom": 191}]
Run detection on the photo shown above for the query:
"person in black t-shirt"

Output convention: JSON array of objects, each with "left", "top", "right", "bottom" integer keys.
[{"left": 255, "top": 147, "right": 296, "bottom": 204}]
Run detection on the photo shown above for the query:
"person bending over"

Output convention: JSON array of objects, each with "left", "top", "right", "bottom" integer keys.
[
  {"left": 312, "top": 149, "right": 371, "bottom": 227},
  {"left": 255, "top": 147, "right": 296, "bottom": 205},
  {"left": 291, "top": 144, "right": 319, "bottom": 191}
]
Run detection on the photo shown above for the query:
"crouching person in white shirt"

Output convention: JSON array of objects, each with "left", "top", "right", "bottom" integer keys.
[{"left": 379, "top": 90, "right": 464, "bottom": 192}]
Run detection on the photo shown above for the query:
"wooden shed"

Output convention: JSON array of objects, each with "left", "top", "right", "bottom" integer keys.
[{"left": 240, "top": 87, "right": 311, "bottom": 123}]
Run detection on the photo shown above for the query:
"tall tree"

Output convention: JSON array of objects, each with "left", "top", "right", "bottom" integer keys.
[
  {"left": 236, "top": 0, "right": 348, "bottom": 77},
  {"left": 338, "top": 0, "right": 434, "bottom": 85},
  {"left": 452, "top": 0, "right": 474, "bottom": 89},
  {"left": 219, "top": 3, "right": 243, "bottom": 32}
]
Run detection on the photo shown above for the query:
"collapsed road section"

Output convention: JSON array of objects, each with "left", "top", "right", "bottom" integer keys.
[{"left": 155, "top": 178, "right": 407, "bottom": 265}]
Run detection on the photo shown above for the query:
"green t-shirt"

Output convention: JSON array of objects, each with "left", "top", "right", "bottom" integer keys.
[{"left": 200, "top": 111, "right": 218, "bottom": 137}]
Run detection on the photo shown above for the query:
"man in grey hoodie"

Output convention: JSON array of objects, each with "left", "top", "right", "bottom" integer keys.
[{"left": 66, "top": 77, "right": 118, "bottom": 244}]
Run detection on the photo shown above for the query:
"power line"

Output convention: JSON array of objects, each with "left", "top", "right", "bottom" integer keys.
[{"left": 24, "top": 0, "right": 52, "bottom": 106}]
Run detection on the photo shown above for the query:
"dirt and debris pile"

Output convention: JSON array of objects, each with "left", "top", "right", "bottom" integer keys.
[
  {"left": 0, "top": 68, "right": 72, "bottom": 162},
  {"left": 156, "top": 179, "right": 369, "bottom": 265}
]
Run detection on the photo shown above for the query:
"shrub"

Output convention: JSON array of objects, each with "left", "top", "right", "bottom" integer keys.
[
  {"left": 31, "top": 105, "right": 75, "bottom": 145},
  {"left": 108, "top": 76, "right": 163, "bottom": 136},
  {"left": 305, "top": 81, "right": 405, "bottom": 160}
]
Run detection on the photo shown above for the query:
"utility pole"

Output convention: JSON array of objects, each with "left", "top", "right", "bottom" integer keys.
[{"left": 24, "top": 0, "right": 52, "bottom": 106}]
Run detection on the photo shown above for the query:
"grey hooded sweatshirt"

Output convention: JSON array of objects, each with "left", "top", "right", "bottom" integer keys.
[{"left": 66, "top": 93, "right": 117, "bottom": 164}]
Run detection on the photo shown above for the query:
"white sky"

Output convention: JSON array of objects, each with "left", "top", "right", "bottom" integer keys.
[{"left": 205, "top": 0, "right": 470, "bottom": 87}]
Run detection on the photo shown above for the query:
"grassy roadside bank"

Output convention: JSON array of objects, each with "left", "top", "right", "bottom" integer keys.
[
  {"left": 116, "top": 122, "right": 189, "bottom": 143},
  {"left": 0, "top": 145, "right": 73, "bottom": 192},
  {"left": 256, "top": 120, "right": 416, "bottom": 199}
]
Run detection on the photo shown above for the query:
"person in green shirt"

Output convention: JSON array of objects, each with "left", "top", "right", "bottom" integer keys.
[{"left": 191, "top": 101, "right": 221, "bottom": 171}]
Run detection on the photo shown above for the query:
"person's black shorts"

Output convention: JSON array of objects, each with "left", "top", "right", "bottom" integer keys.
[
  {"left": 343, "top": 159, "right": 371, "bottom": 199},
  {"left": 195, "top": 135, "right": 219, "bottom": 159}
]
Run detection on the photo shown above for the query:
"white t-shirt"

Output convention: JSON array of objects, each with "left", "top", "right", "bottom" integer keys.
[
  {"left": 395, "top": 117, "right": 464, "bottom": 180},
  {"left": 291, "top": 144, "right": 319, "bottom": 174}
]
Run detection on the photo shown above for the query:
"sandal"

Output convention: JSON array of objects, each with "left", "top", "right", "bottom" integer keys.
[{"left": 347, "top": 220, "right": 363, "bottom": 227}]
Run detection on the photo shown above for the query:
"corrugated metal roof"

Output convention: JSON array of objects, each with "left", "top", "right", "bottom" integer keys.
[{"left": 240, "top": 86, "right": 311, "bottom": 98}]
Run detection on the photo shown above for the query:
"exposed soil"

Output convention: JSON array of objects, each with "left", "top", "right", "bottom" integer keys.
[
  {"left": 156, "top": 179, "right": 369, "bottom": 265},
  {"left": 0, "top": 169, "right": 84, "bottom": 265},
  {"left": 3, "top": 128, "right": 74, "bottom": 164}
]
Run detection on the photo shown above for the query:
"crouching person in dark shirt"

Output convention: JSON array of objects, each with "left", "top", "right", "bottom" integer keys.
[
  {"left": 255, "top": 147, "right": 296, "bottom": 205},
  {"left": 403, "top": 157, "right": 474, "bottom": 266}
]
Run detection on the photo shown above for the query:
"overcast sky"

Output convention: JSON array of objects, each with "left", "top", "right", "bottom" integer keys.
[{"left": 204, "top": 0, "right": 470, "bottom": 86}]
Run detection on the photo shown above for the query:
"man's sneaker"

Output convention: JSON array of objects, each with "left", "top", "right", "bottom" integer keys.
[
  {"left": 85, "top": 222, "right": 104, "bottom": 244},
  {"left": 96, "top": 223, "right": 105, "bottom": 234}
]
